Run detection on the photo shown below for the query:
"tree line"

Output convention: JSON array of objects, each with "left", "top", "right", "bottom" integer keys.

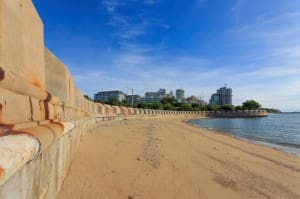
[
  {"left": 137, "top": 98, "right": 263, "bottom": 111},
  {"left": 94, "top": 96, "right": 265, "bottom": 112}
]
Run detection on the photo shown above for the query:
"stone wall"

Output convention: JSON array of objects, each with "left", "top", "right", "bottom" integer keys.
[
  {"left": 0, "top": 0, "right": 45, "bottom": 89},
  {"left": 207, "top": 110, "right": 268, "bottom": 118}
]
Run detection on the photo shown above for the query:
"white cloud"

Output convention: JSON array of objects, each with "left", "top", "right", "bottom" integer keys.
[
  {"left": 102, "top": 0, "right": 125, "bottom": 13},
  {"left": 118, "top": 41, "right": 162, "bottom": 53},
  {"left": 239, "top": 66, "right": 300, "bottom": 79},
  {"left": 70, "top": 50, "right": 300, "bottom": 111},
  {"left": 231, "top": 0, "right": 247, "bottom": 12},
  {"left": 102, "top": 0, "right": 168, "bottom": 43},
  {"left": 69, "top": 0, "right": 300, "bottom": 111},
  {"left": 144, "top": 0, "right": 159, "bottom": 5}
]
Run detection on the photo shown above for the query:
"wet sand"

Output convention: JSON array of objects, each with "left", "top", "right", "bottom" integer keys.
[{"left": 58, "top": 118, "right": 300, "bottom": 199}]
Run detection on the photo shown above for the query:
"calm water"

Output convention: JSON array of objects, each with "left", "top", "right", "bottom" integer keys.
[{"left": 189, "top": 113, "right": 300, "bottom": 157}]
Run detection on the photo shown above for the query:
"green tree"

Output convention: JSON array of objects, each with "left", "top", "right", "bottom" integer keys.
[
  {"left": 160, "top": 97, "right": 177, "bottom": 105},
  {"left": 163, "top": 103, "right": 175, "bottom": 110},
  {"left": 206, "top": 104, "right": 222, "bottom": 111},
  {"left": 206, "top": 104, "right": 215, "bottom": 111},
  {"left": 139, "top": 103, "right": 153, "bottom": 109},
  {"left": 235, "top": 105, "right": 244, "bottom": 111},
  {"left": 119, "top": 99, "right": 130, "bottom": 107},
  {"left": 149, "top": 102, "right": 163, "bottom": 110},
  {"left": 84, "top": 95, "right": 93, "bottom": 101},
  {"left": 191, "top": 103, "right": 202, "bottom": 111},
  {"left": 242, "top": 100, "right": 261, "bottom": 110},
  {"left": 178, "top": 103, "right": 193, "bottom": 111},
  {"left": 220, "top": 104, "right": 235, "bottom": 111},
  {"left": 262, "top": 108, "right": 281, "bottom": 113},
  {"left": 107, "top": 97, "right": 119, "bottom": 105}
]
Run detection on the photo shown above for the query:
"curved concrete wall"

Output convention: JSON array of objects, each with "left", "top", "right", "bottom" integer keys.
[{"left": 207, "top": 110, "right": 268, "bottom": 118}]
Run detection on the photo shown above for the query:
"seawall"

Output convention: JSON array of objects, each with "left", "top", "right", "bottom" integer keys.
[
  {"left": 0, "top": 1, "right": 267, "bottom": 198},
  {"left": 207, "top": 110, "right": 268, "bottom": 118}
]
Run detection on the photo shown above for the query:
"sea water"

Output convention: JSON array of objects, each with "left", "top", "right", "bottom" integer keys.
[{"left": 189, "top": 113, "right": 300, "bottom": 157}]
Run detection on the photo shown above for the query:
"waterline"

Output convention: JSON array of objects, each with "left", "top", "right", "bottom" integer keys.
[{"left": 189, "top": 114, "right": 300, "bottom": 157}]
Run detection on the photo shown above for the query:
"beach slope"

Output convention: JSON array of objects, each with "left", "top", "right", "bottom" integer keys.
[{"left": 58, "top": 119, "right": 300, "bottom": 199}]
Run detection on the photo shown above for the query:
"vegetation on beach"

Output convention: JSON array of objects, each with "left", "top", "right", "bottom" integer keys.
[
  {"left": 84, "top": 95, "right": 93, "bottom": 101},
  {"left": 93, "top": 96, "right": 279, "bottom": 112},
  {"left": 261, "top": 108, "right": 282, "bottom": 113},
  {"left": 106, "top": 97, "right": 131, "bottom": 107},
  {"left": 135, "top": 97, "right": 265, "bottom": 111},
  {"left": 242, "top": 100, "right": 261, "bottom": 110},
  {"left": 136, "top": 97, "right": 264, "bottom": 111}
]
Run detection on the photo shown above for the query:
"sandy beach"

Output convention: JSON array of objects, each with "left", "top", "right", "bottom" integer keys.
[{"left": 58, "top": 118, "right": 300, "bottom": 199}]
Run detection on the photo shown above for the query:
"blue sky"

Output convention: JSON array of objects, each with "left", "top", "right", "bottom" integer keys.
[{"left": 33, "top": 0, "right": 300, "bottom": 111}]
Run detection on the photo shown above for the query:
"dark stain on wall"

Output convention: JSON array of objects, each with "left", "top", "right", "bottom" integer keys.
[
  {"left": 0, "top": 103, "right": 2, "bottom": 123},
  {"left": 43, "top": 92, "right": 52, "bottom": 120},
  {"left": 0, "top": 67, "right": 5, "bottom": 81},
  {"left": 29, "top": 97, "right": 34, "bottom": 121}
]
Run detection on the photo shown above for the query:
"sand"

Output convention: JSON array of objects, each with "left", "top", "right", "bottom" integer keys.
[{"left": 58, "top": 118, "right": 300, "bottom": 199}]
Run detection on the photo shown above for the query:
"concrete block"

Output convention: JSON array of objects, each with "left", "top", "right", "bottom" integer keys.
[
  {"left": 0, "top": 152, "right": 42, "bottom": 199},
  {"left": 74, "top": 88, "right": 81, "bottom": 109},
  {"left": 112, "top": 106, "right": 121, "bottom": 114},
  {"left": 0, "top": 134, "right": 40, "bottom": 186},
  {"left": 120, "top": 106, "right": 128, "bottom": 115},
  {"left": 22, "top": 123, "right": 62, "bottom": 151},
  {"left": 39, "top": 142, "right": 58, "bottom": 199},
  {"left": 104, "top": 104, "right": 113, "bottom": 115},
  {"left": 65, "top": 72, "right": 75, "bottom": 107},
  {"left": 0, "top": 87, "right": 32, "bottom": 124},
  {"left": 30, "top": 97, "right": 44, "bottom": 121},
  {"left": 134, "top": 108, "right": 140, "bottom": 114},
  {"left": 97, "top": 103, "right": 105, "bottom": 115},
  {"left": 0, "top": 0, "right": 45, "bottom": 89},
  {"left": 45, "top": 49, "right": 68, "bottom": 102},
  {"left": 53, "top": 105, "right": 64, "bottom": 121}
]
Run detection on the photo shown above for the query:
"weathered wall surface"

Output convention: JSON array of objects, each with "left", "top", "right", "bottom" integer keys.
[
  {"left": 0, "top": 1, "right": 268, "bottom": 199},
  {"left": 207, "top": 110, "right": 268, "bottom": 118},
  {"left": 0, "top": 120, "right": 99, "bottom": 199},
  {"left": 45, "top": 49, "right": 68, "bottom": 102},
  {"left": 0, "top": 0, "right": 45, "bottom": 88},
  {"left": 0, "top": 1, "right": 99, "bottom": 198}
]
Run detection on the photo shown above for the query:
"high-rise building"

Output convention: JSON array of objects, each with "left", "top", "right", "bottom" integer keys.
[
  {"left": 209, "top": 94, "right": 219, "bottom": 106},
  {"left": 141, "top": 88, "right": 168, "bottom": 103},
  {"left": 168, "top": 90, "right": 174, "bottom": 98},
  {"left": 176, "top": 89, "right": 185, "bottom": 102},
  {"left": 94, "top": 90, "right": 126, "bottom": 103},
  {"left": 126, "top": 95, "right": 141, "bottom": 106},
  {"left": 157, "top": 88, "right": 166, "bottom": 98},
  {"left": 185, "top": 96, "right": 206, "bottom": 105},
  {"left": 209, "top": 86, "right": 232, "bottom": 106}
]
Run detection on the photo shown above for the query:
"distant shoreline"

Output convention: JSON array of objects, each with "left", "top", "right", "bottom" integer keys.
[{"left": 280, "top": 112, "right": 300, "bottom": 114}]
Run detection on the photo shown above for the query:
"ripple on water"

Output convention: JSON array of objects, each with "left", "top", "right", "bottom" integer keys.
[{"left": 189, "top": 114, "right": 300, "bottom": 157}]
